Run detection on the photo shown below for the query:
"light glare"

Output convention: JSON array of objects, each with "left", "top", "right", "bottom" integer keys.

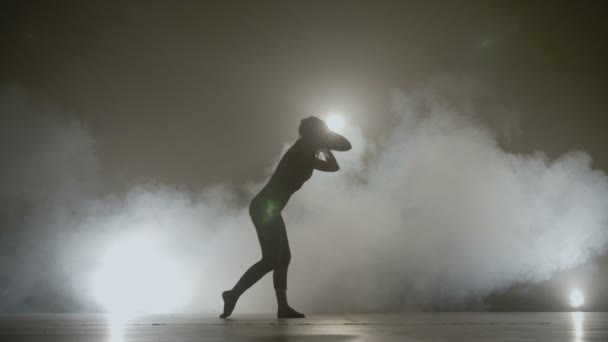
[
  {"left": 571, "top": 312, "right": 584, "bottom": 342},
  {"left": 569, "top": 288, "right": 585, "bottom": 308},
  {"left": 325, "top": 113, "right": 346, "bottom": 134},
  {"left": 91, "top": 236, "right": 190, "bottom": 317}
]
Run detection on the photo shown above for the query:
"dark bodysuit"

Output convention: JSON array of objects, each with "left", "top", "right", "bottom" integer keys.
[{"left": 235, "top": 138, "right": 316, "bottom": 291}]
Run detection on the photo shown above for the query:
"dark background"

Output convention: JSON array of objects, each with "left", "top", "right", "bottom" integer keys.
[{"left": 1, "top": 0, "right": 607, "bottom": 311}]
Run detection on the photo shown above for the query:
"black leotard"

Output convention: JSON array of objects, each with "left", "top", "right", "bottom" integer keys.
[{"left": 252, "top": 138, "right": 316, "bottom": 212}]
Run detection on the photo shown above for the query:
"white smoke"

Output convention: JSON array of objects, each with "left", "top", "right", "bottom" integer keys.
[{"left": 1, "top": 86, "right": 607, "bottom": 313}]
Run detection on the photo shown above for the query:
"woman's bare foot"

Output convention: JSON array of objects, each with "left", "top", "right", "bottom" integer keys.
[
  {"left": 277, "top": 306, "right": 305, "bottom": 318},
  {"left": 220, "top": 290, "right": 238, "bottom": 318}
]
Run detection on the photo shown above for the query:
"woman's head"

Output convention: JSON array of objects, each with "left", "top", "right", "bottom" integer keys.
[
  {"left": 298, "top": 116, "right": 328, "bottom": 139},
  {"left": 298, "top": 115, "right": 352, "bottom": 151}
]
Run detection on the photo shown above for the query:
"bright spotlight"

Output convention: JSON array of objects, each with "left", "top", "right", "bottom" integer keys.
[
  {"left": 91, "top": 236, "right": 190, "bottom": 318},
  {"left": 325, "top": 113, "right": 346, "bottom": 134},
  {"left": 569, "top": 288, "right": 585, "bottom": 309}
]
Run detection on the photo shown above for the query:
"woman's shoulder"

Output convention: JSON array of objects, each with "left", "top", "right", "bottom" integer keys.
[
  {"left": 290, "top": 138, "right": 317, "bottom": 157},
  {"left": 293, "top": 137, "right": 317, "bottom": 151}
]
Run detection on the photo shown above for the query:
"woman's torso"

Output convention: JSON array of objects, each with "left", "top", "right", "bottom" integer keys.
[{"left": 250, "top": 138, "right": 316, "bottom": 216}]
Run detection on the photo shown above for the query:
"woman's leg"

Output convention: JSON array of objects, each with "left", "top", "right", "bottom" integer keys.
[
  {"left": 230, "top": 223, "right": 277, "bottom": 295},
  {"left": 272, "top": 215, "right": 305, "bottom": 318},
  {"left": 272, "top": 214, "right": 291, "bottom": 290},
  {"left": 220, "top": 211, "right": 279, "bottom": 318}
]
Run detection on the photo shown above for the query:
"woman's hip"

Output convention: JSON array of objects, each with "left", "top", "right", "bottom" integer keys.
[{"left": 249, "top": 195, "right": 285, "bottom": 225}]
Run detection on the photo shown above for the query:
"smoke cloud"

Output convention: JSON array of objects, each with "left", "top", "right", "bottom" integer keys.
[{"left": 1, "top": 85, "right": 607, "bottom": 313}]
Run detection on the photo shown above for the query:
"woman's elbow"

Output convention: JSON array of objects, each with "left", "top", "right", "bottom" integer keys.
[
  {"left": 323, "top": 132, "right": 351, "bottom": 152},
  {"left": 333, "top": 136, "right": 352, "bottom": 151},
  {"left": 343, "top": 140, "right": 352, "bottom": 151},
  {"left": 335, "top": 141, "right": 351, "bottom": 152}
]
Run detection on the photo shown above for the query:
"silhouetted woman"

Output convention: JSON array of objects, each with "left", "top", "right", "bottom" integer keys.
[{"left": 220, "top": 116, "right": 351, "bottom": 319}]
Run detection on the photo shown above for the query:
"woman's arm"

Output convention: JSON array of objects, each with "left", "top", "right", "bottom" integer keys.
[
  {"left": 313, "top": 149, "right": 340, "bottom": 172},
  {"left": 316, "top": 131, "right": 352, "bottom": 151}
]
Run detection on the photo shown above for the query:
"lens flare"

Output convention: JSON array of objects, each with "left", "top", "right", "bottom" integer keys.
[
  {"left": 325, "top": 113, "right": 346, "bottom": 134},
  {"left": 91, "top": 235, "right": 190, "bottom": 318},
  {"left": 569, "top": 288, "right": 585, "bottom": 309}
]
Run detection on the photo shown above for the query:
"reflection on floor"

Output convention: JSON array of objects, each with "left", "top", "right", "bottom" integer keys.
[{"left": 0, "top": 312, "right": 606, "bottom": 341}]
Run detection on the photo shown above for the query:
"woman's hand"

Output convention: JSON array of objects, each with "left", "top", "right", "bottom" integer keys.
[{"left": 314, "top": 148, "right": 340, "bottom": 172}]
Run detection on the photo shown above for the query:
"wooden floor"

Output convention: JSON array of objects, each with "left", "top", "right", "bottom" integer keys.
[{"left": 0, "top": 312, "right": 605, "bottom": 341}]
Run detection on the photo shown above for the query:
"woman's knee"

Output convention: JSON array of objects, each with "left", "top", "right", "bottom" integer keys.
[
  {"left": 257, "top": 257, "right": 275, "bottom": 272},
  {"left": 259, "top": 253, "right": 289, "bottom": 270},
  {"left": 276, "top": 250, "right": 291, "bottom": 269}
]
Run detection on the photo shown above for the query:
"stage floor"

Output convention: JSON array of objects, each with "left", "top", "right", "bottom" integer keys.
[{"left": 0, "top": 312, "right": 605, "bottom": 341}]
